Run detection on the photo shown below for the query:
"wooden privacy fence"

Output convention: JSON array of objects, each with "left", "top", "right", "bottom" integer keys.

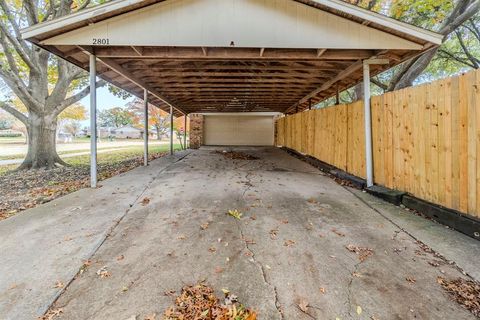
[{"left": 276, "top": 69, "right": 480, "bottom": 219}]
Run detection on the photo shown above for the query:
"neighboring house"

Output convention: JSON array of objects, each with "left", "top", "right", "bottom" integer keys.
[
  {"left": 57, "top": 132, "right": 73, "bottom": 143},
  {"left": 110, "top": 126, "right": 143, "bottom": 139}
]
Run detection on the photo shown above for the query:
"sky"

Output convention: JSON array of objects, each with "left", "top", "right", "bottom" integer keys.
[{"left": 79, "top": 87, "right": 134, "bottom": 128}]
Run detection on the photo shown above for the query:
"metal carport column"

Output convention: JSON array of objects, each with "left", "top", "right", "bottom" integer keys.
[
  {"left": 363, "top": 58, "right": 389, "bottom": 188},
  {"left": 89, "top": 54, "right": 97, "bottom": 188}
]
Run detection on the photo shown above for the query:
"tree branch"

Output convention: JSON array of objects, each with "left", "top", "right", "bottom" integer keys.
[
  {"left": 371, "top": 77, "right": 388, "bottom": 91},
  {"left": 0, "top": 67, "right": 43, "bottom": 113},
  {"left": 0, "top": 101, "right": 28, "bottom": 125},
  {"left": 22, "top": 0, "right": 39, "bottom": 25},
  {"left": 438, "top": 48, "right": 477, "bottom": 68},
  {"left": 53, "top": 80, "right": 107, "bottom": 116},
  {"left": 0, "top": 0, "right": 32, "bottom": 57},
  {"left": 455, "top": 29, "right": 479, "bottom": 68},
  {"left": 440, "top": 0, "right": 480, "bottom": 36}
]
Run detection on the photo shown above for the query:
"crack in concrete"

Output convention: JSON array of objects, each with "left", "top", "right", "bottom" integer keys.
[
  {"left": 238, "top": 226, "right": 284, "bottom": 320},
  {"left": 238, "top": 171, "right": 285, "bottom": 320},
  {"left": 40, "top": 152, "right": 192, "bottom": 317},
  {"left": 344, "top": 259, "right": 362, "bottom": 318}
]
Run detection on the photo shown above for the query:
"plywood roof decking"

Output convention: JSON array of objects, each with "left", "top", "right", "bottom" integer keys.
[{"left": 22, "top": 0, "right": 443, "bottom": 116}]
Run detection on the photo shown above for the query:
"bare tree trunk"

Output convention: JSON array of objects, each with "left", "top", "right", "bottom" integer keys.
[
  {"left": 391, "top": 48, "right": 439, "bottom": 91},
  {"left": 18, "top": 113, "right": 67, "bottom": 170},
  {"left": 353, "top": 83, "right": 364, "bottom": 101}
]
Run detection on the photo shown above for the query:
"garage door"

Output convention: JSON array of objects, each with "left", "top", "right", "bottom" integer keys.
[{"left": 204, "top": 115, "right": 274, "bottom": 146}]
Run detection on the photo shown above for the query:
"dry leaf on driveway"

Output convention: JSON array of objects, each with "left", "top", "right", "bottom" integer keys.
[
  {"left": 346, "top": 244, "right": 374, "bottom": 262},
  {"left": 406, "top": 276, "right": 416, "bottom": 284},
  {"left": 144, "top": 313, "right": 156, "bottom": 320},
  {"left": 269, "top": 228, "right": 279, "bottom": 239},
  {"left": 437, "top": 277, "right": 480, "bottom": 317},
  {"left": 297, "top": 298, "right": 309, "bottom": 313},
  {"left": 284, "top": 239, "right": 296, "bottom": 247},
  {"left": 38, "top": 308, "right": 63, "bottom": 320},
  {"left": 141, "top": 197, "right": 150, "bottom": 206},
  {"left": 331, "top": 228, "right": 345, "bottom": 237}
]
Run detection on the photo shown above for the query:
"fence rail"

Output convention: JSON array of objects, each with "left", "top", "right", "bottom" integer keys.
[{"left": 276, "top": 69, "right": 480, "bottom": 219}]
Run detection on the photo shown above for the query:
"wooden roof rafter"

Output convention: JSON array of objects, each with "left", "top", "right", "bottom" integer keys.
[{"left": 21, "top": 0, "right": 443, "bottom": 115}]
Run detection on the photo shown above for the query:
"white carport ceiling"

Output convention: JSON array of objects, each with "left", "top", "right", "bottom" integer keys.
[{"left": 22, "top": 0, "right": 443, "bottom": 116}]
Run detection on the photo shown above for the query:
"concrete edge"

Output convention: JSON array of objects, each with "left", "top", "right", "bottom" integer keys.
[
  {"left": 281, "top": 147, "right": 365, "bottom": 189},
  {"left": 38, "top": 150, "right": 193, "bottom": 316},
  {"left": 279, "top": 146, "right": 480, "bottom": 241}
]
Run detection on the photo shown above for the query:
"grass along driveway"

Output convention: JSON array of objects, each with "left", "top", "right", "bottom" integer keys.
[{"left": 0, "top": 144, "right": 182, "bottom": 220}]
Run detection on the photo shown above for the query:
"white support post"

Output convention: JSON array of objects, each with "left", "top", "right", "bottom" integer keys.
[
  {"left": 363, "top": 61, "right": 373, "bottom": 188},
  {"left": 363, "top": 58, "right": 389, "bottom": 188},
  {"left": 143, "top": 89, "right": 149, "bottom": 166},
  {"left": 89, "top": 54, "right": 97, "bottom": 188},
  {"left": 183, "top": 115, "right": 187, "bottom": 150},
  {"left": 170, "top": 105, "right": 174, "bottom": 155}
]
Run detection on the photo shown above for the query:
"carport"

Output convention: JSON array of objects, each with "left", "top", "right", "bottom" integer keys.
[{"left": 21, "top": 0, "right": 442, "bottom": 189}]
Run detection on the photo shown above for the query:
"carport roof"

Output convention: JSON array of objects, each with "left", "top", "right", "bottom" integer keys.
[{"left": 22, "top": 0, "right": 443, "bottom": 116}]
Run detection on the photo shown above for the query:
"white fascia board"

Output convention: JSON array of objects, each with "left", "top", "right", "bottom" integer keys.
[
  {"left": 308, "top": 0, "right": 443, "bottom": 45},
  {"left": 21, "top": 0, "right": 145, "bottom": 40},
  {"left": 22, "top": 0, "right": 443, "bottom": 46}
]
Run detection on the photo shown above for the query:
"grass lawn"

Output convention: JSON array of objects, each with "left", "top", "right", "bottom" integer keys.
[
  {"left": 0, "top": 143, "right": 183, "bottom": 220},
  {"left": 66, "top": 144, "right": 181, "bottom": 166},
  {"left": 0, "top": 144, "right": 182, "bottom": 175}
]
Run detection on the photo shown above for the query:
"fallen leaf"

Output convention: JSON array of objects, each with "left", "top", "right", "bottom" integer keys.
[
  {"left": 319, "top": 287, "right": 326, "bottom": 294},
  {"left": 39, "top": 308, "right": 63, "bottom": 320},
  {"left": 200, "top": 222, "right": 209, "bottom": 230},
  {"left": 141, "top": 197, "right": 150, "bottom": 206},
  {"left": 53, "top": 281, "right": 64, "bottom": 289},
  {"left": 117, "top": 255, "right": 125, "bottom": 261},
  {"left": 356, "top": 306, "right": 363, "bottom": 315},
  {"left": 331, "top": 228, "right": 345, "bottom": 237},
  {"left": 269, "top": 228, "right": 279, "bottom": 239},
  {"left": 96, "top": 266, "right": 111, "bottom": 278},
  {"left": 297, "top": 298, "right": 309, "bottom": 313},
  {"left": 346, "top": 244, "right": 374, "bottom": 262},
  {"left": 164, "top": 290, "right": 176, "bottom": 296},
  {"left": 227, "top": 209, "right": 242, "bottom": 220},
  {"left": 406, "top": 276, "right": 416, "bottom": 284},
  {"left": 284, "top": 239, "right": 296, "bottom": 247},
  {"left": 144, "top": 313, "right": 156, "bottom": 320}
]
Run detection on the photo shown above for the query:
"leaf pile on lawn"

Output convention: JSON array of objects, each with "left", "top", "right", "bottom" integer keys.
[
  {"left": 437, "top": 277, "right": 480, "bottom": 317},
  {"left": 215, "top": 151, "right": 259, "bottom": 161},
  {"left": 163, "top": 283, "right": 257, "bottom": 320}
]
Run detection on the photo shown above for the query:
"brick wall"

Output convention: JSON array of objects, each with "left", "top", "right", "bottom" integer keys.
[{"left": 189, "top": 114, "right": 204, "bottom": 149}]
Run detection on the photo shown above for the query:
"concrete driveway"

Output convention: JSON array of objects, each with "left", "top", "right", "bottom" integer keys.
[{"left": 1, "top": 147, "right": 479, "bottom": 320}]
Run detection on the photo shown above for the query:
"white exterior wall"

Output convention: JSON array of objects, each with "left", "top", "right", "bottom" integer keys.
[{"left": 43, "top": 0, "right": 422, "bottom": 50}]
